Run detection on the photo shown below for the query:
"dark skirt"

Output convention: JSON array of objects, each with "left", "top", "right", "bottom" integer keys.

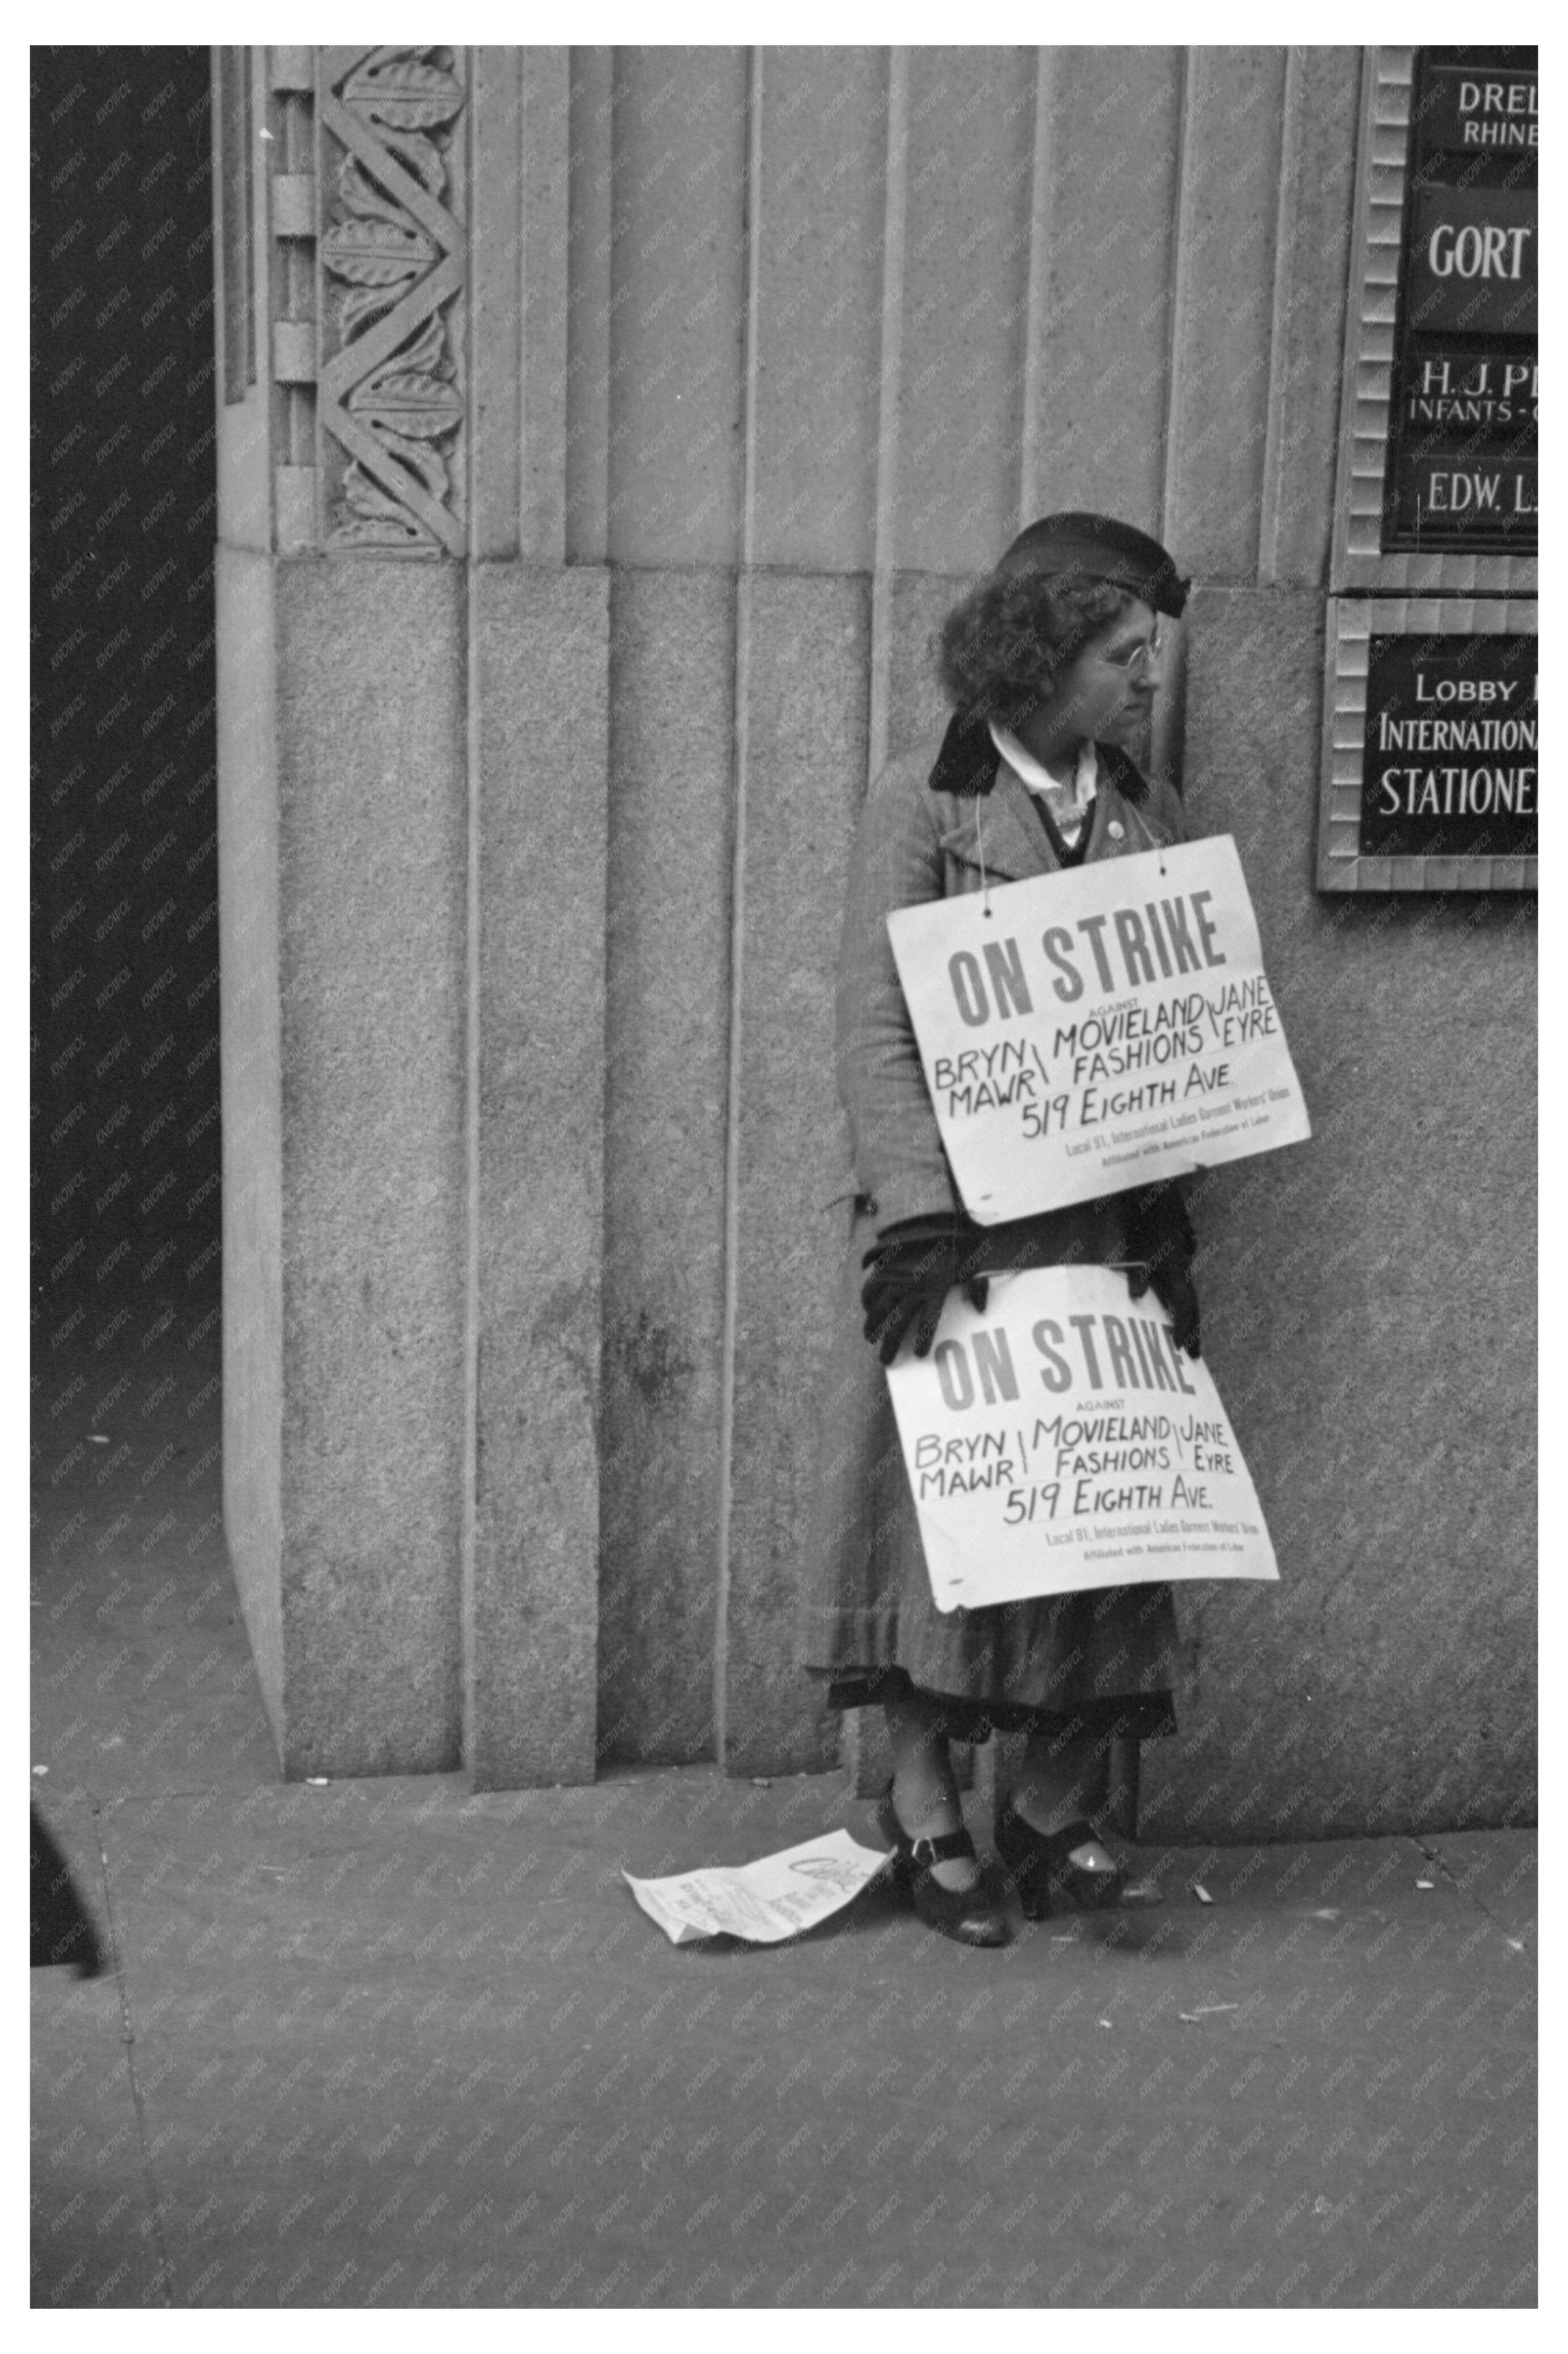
[
  {"left": 814, "top": 1668, "right": 1175, "bottom": 1747},
  {"left": 797, "top": 1205, "right": 1183, "bottom": 1739}
]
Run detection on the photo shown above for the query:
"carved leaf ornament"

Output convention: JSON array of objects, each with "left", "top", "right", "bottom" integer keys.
[
  {"left": 341, "top": 55, "right": 463, "bottom": 133},
  {"left": 321, "top": 214, "right": 438, "bottom": 288},
  {"left": 349, "top": 315, "right": 464, "bottom": 440},
  {"left": 318, "top": 47, "right": 467, "bottom": 552},
  {"left": 351, "top": 372, "right": 465, "bottom": 441}
]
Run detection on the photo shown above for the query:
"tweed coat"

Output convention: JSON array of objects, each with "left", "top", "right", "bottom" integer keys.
[{"left": 797, "top": 720, "right": 1191, "bottom": 1727}]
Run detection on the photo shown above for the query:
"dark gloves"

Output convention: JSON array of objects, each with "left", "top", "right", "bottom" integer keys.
[
  {"left": 860, "top": 1211, "right": 1074, "bottom": 1364},
  {"left": 860, "top": 1213, "right": 990, "bottom": 1365},
  {"left": 1123, "top": 1182, "right": 1201, "bottom": 1359},
  {"left": 861, "top": 1188, "right": 1202, "bottom": 1366}
]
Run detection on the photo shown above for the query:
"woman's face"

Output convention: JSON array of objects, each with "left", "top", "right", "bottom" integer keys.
[{"left": 1037, "top": 597, "right": 1164, "bottom": 752}]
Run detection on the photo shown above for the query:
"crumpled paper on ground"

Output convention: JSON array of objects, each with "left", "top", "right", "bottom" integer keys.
[{"left": 624, "top": 1829, "right": 891, "bottom": 1945}]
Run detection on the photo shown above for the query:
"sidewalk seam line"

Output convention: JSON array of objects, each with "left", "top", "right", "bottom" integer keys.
[{"left": 93, "top": 1800, "right": 175, "bottom": 2308}]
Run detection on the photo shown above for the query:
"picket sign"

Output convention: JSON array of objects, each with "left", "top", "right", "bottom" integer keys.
[
  {"left": 884, "top": 1267, "right": 1278, "bottom": 1613},
  {"left": 886, "top": 835, "right": 1310, "bottom": 1221}
]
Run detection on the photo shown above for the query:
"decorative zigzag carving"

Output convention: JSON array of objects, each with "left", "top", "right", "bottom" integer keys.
[{"left": 318, "top": 46, "right": 467, "bottom": 553}]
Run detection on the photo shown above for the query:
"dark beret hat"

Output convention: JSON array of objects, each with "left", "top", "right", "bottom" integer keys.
[{"left": 994, "top": 510, "right": 1190, "bottom": 620}]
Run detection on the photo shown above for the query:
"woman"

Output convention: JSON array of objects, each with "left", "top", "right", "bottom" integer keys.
[{"left": 800, "top": 512, "right": 1202, "bottom": 1948}]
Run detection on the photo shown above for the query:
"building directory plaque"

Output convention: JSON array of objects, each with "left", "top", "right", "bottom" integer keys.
[
  {"left": 1332, "top": 46, "right": 1537, "bottom": 597},
  {"left": 1380, "top": 49, "right": 1536, "bottom": 557},
  {"left": 1318, "top": 599, "right": 1536, "bottom": 893},
  {"left": 1322, "top": 49, "right": 1536, "bottom": 892}
]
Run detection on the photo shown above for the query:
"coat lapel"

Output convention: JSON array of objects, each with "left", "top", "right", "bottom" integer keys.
[
  {"left": 937, "top": 755, "right": 1064, "bottom": 882},
  {"left": 936, "top": 741, "right": 1170, "bottom": 881}
]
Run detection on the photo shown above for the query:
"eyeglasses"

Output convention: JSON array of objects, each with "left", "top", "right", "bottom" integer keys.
[{"left": 1095, "top": 625, "right": 1170, "bottom": 681}]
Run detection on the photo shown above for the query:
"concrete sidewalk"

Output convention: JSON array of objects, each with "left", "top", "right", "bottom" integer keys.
[{"left": 31, "top": 1312, "right": 1537, "bottom": 2309}]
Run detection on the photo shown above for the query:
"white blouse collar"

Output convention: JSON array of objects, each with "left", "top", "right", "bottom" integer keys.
[{"left": 987, "top": 724, "right": 1097, "bottom": 808}]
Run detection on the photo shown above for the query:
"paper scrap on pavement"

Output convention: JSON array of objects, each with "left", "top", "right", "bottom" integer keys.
[{"left": 623, "top": 1829, "right": 891, "bottom": 1946}]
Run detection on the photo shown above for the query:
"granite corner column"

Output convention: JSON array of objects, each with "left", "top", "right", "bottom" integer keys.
[
  {"left": 213, "top": 45, "right": 610, "bottom": 1785},
  {"left": 272, "top": 556, "right": 470, "bottom": 1777},
  {"left": 213, "top": 45, "right": 475, "bottom": 1778}
]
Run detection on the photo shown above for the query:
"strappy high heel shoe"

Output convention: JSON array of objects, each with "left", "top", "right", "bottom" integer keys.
[
  {"left": 874, "top": 1788, "right": 1010, "bottom": 1948},
  {"left": 993, "top": 1802, "right": 1163, "bottom": 1923}
]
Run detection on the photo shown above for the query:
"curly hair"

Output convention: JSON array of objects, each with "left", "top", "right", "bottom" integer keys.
[{"left": 933, "top": 571, "right": 1136, "bottom": 726}]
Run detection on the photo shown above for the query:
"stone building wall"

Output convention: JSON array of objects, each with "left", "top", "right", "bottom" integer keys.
[{"left": 213, "top": 46, "right": 1534, "bottom": 1831}]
